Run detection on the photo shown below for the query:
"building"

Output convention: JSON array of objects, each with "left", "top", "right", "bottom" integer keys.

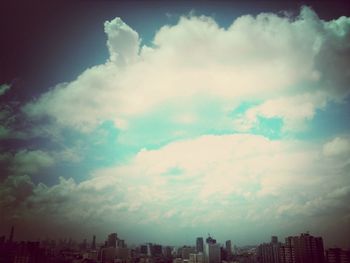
[
  {"left": 140, "top": 244, "right": 148, "bottom": 255},
  {"left": 107, "top": 233, "right": 118, "bottom": 248},
  {"left": 226, "top": 240, "right": 232, "bottom": 257},
  {"left": 279, "top": 233, "right": 324, "bottom": 263},
  {"left": 182, "top": 246, "right": 196, "bottom": 260},
  {"left": 282, "top": 236, "right": 297, "bottom": 263},
  {"left": 152, "top": 244, "right": 163, "bottom": 257},
  {"left": 117, "top": 239, "right": 126, "bottom": 248},
  {"left": 9, "top": 226, "right": 14, "bottom": 243},
  {"left": 163, "top": 246, "right": 173, "bottom": 258},
  {"left": 189, "top": 252, "right": 204, "bottom": 263},
  {"left": 326, "top": 248, "right": 350, "bottom": 263},
  {"left": 91, "top": 235, "right": 96, "bottom": 250},
  {"left": 100, "top": 247, "right": 130, "bottom": 263},
  {"left": 204, "top": 236, "right": 221, "bottom": 263},
  {"left": 13, "top": 241, "right": 46, "bottom": 263},
  {"left": 197, "top": 238, "right": 204, "bottom": 253},
  {"left": 271, "top": 236, "right": 278, "bottom": 244},
  {"left": 257, "top": 236, "right": 280, "bottom": 263},
  {"left": 297, "top": 233, "right": 324, "bottom": 263}
]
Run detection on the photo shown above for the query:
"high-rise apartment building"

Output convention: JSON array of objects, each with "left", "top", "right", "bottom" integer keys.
[
  {"left": 258, "top": 236, "right": 280, "bottom": 263},
  {"left": 326, "top": 248, "right": 350, "bottom": 263},
  {"left": 279, "top": 233, "right": 324, "bottom": 263},
  {"left": 189, "top": 252, "right": 204, "bottom": 263},
  {"left": 91, "top": 235, "right": 96, "bottom": 250},
  {"left": 204, "top": 236, "right": 221, "bottom": 263},
  {"left": 197, "top": 237, "right": 204, "bottom": 253},
  {"left": 226, "top": 240, "right": 232, "bottom": 257},
  {"left": 107, "top": 233, "right": 117, "bottom": 248},
  {"left": 182, "top": 246, "right": 196, "bottom": 259},
  {"left": 8, "top": 226, "right": 14, "bottom": 243}
]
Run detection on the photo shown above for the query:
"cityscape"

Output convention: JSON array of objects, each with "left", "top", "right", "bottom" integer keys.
[{"left": 0, "top": 226, "right": 349, "bottom": 263}]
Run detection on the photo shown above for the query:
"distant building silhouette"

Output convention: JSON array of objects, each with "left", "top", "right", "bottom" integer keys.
[
  {"left": 258, "top": 236, "right": 280, "bottom": 263},
  {"left": 107, "top": 233, "right": 117, "bottom": 248},
  {"left": 279, "top": 233, "right": 324, "bottom": 263},
  {"left": 182, "top": 246, "right": 195, "bottom": 259},
  {"left": 271, "top": 236, "right": 278, "bottom": 244},
  {"left": 326, "top": 248, "right": 350, "bottom": 263},
  {"left": 196, "top": 237, "right": 204, "bottom": 253},
  {"left": 91, "top": 234, "right": 96, "bottom": 250},
  {"left": 189, "top": 252, "right": 204, "bottom": 263},
  {"left": 225, "top": 240, "right": 232, "bottom": 257},
  {"left": 163, "top": 245, "right": 172, "bottom": 258},
  {"left": 204, "top": 235, "right": 220, "bottom": 263},
  {"left": 8, "top": 226, "right": 14, "bottom": 243}
]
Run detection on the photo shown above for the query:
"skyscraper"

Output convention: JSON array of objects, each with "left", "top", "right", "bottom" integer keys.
[
  {"left": 258, "top": 236, "right": 280, "bottom": 263},
  {"left": 204, "top": 235, "right": 221, "bottom": 263},
  {"left": 196, "top": 237, "right": 204, "bottom": 253},
  {"left": 91, "top": 235, "right": 96, "bottom": 250},
  {"left": 8, "top": 226, "right": 14, "bottom": 243},
  {"left": 326, "top": 248, "right": 350, "bottom": 263},
  {"left": 271, "top": 236, "right": 278, "bottom": 244},
  {"left": 226, "top": 240, "right": 232, "bottom": 257},
  {"left": 107, "top": 233, "right": 117, "bottom": 248},
  {"left": 298, "top": 233, "right": 324, "bottom": 263},
  {"left": 279, "top": 233, "right": 324, "bottom": 263}
]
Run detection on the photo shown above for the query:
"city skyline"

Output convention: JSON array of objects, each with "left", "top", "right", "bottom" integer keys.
[
  {"left": 1, "top": 225, "right": 348, "bottom": 263},
  {"left": 0, "top": 226, "right": 350, "bottom": 263},
  {"left": 1, "top": 1, "right": 350, "bottom": 248},
  {"left": 0, "top": 224, "right": 346, "bottom": 250}
]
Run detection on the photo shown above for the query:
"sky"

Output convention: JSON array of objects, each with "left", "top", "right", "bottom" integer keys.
[{"left": 0, "top": 0, "right": 350, "bottom": 248}]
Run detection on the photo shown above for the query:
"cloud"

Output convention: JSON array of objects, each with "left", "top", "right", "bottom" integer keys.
[
  {"left": 233, "top": 92, "right": 328, "bottom": 132},
  {"left": 0, "top": 125, "right": 11, "bottom": 139},
  {"left": 23, "top": 7, "right": 350, "bottom": 134},
  {"left": 0, "top": 175, "right": 35, "bottom": 217},
  {"left": 104, "top": 17, "right": 140, "bottom": 66},
  {"left": 1, "top": 134, "right": 349, "bottom": 243},
  {"left": 0, "top": 84, "right": 10, "bottom": 96},
  {"left": 10, "top": 150, "right": 55, "bottom": 175},
  {"left": 323, "top": 137, "right": 350, "bottom": 157}
]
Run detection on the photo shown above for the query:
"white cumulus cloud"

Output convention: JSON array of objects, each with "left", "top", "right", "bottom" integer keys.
[
  {"left": 323, "top": 137, "right": 350, "bottom": 157},
  {"left": 1, "top": 134, "right": 349, "bottom": 244},
  {"left": 23, "top": 7, "right": 350, "bottom": 134}
]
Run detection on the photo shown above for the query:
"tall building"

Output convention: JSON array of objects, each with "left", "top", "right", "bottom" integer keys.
[
  {"left": 91, "top": 235, "right": 96, "bottom": 250},
  {"left": 298, "top": 233, "right": 324, "bottom": 263},
  {"left": 8, "top": 226, "right": 14, "bottom": 243},
  {"left": 283, "top": 236, "right": 297, "bottom": 263},
  {"left": 279, "top": 233, "right": 324, "bottom": 263},
  {"left": 152, "top": 244, "right": 163, "bottom": 257},
  {"left": 139, "top": 244, "right": 148, "bottom": 255},
  {"left": 182, "top": 246, "right": 196, "bottom": 259},
  {"left": 204, "top": 235, "right": 221, "bottom": 263},
  {"left": 190, "top": 253, "right": 204, "bottom": 263},
  {"left": 271, "top": 236, "right": 278, "bottom": 244},
  {"left": 326, "top": 248, "right": 350, "bottom": 263},
  {"left": 226, "top": 240, "right": 232, "bottom": 257},
  {"left": 163, "top": 246, "right": 172, "bottom": 258},
  {"left": 258, "top": 236, "right": 280, "bottom": 263},
  {"left": 197, "top": 237, "right": 204, "bottom": 253},
  {"left": 107, "top": 233, "right": 117, "bottom": 248},
  {"left": 117, "top": 239, "right": 125, "bottom": 248},
  {"left": 271, "top": 237, "right": 280, "bottom": 263}
]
